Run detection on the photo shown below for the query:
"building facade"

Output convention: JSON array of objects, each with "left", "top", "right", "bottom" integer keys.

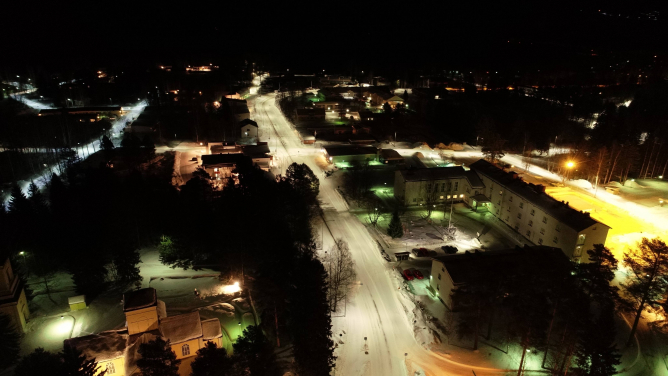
[
  {"left": 393, "top": 167, "right": 485, "bottom": 207},
  {"left": 394, "top": 160, "right": 610, "bottom": 262},
  {"left": 65, "top": 288, "right": 223, "bottom": 376},
  {"left": 469, "top": 160, "right": 609, "bottom": 262},
  {"left": 0, "top": 258, "right": 30, "bottom": 332}
]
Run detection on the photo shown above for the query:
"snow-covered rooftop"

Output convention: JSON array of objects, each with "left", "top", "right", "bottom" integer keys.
[
  {"left": 159, "top": 311, "right": 202, "bottom": 344},
  {"left": 65, "top": 330, "right": 128, "bottom": 362},
  {"left": 201, "top": 318, "right": 222, "bottom": 340},
  {"left": 123, "top": 288, "right": 157, "bottom": 312}
]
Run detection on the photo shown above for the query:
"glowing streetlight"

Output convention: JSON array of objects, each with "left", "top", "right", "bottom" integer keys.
[{"left": 566, "top": 161, "right": 575, "bottom": 168}]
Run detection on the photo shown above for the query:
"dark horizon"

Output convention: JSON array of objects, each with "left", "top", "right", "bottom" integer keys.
[{"left": 3, "top": 1, "right": 667, "bottom": 75}]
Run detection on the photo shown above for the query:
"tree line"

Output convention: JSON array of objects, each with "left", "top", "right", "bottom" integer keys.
[{"left": 0, "top": 140, "right": 334, "bottom": 374}]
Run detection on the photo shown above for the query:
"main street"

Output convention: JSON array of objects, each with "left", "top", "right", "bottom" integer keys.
[{"left": 249, "top": 91, "right": 544, "bottom": 376}]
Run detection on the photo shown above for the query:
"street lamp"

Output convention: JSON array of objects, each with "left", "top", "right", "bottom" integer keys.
[{"left": 566, "top": 161, "right": 574, "bottom": 168}]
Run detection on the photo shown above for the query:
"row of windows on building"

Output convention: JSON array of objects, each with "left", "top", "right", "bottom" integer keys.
[
  {"left": 102, "top": 343, "right": 193, "bottom": 374},
  {"left": 426, "top": 181, "right": 459, "bottom": 193},
  {"left": 413, "top": 194, "right": 464, "bottom": 203}
]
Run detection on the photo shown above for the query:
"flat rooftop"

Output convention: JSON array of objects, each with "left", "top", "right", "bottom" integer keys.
[
  {"left": 398, "top": 167, "right": 484, "bottom": 189},
  {"left": 324, "top": 145, "right": 377, "bottom": 157}
]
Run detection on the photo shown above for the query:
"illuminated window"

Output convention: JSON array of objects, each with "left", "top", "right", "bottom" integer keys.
[
  {"left": 499, "top": 190, "right": 503, "bottom": 195},
  {"left": 440, "top": 196, "right": 444, "bottom": 199},
  {"left": 447, "top": 195, "right": 451, "bottom": 199},
  {"left": 214, "top": 168, "right": 219, "bottom": 172},
  {"left": 574, "top": 246, "right": 583, "bottom": 257},
  {"left": 182, "top": 344, "right": 190, "bottom": 356},
  {"left": 542, "top": 216, "right": 548, "bottom": 224},
  {"left": 106, "top": 363, "right": 116, "bottom": 374}
]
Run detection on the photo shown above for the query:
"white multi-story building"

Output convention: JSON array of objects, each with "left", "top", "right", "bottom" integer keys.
[
  {"left": 393, "top": 167, "right": 485, "bottom": 207},
  {"left": 393, "top": 160, "right": 610, "bottom": 262},
  {"left": 469, "top": 160, "right": 609, "bottom": 262}
]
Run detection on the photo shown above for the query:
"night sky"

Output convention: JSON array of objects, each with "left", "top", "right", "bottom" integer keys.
[{"left": 3, "top": 0, "right": 667, "bottom": 73}]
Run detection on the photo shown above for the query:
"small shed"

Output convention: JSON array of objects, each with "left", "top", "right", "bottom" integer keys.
[{"left": 68, "top": 295, "right": 86, "bottom": 311}]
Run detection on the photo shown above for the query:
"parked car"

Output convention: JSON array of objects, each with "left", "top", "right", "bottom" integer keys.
[
  {"left": 411, "top": 269, "right": 424, "bottom": 279},
  {"left": 402, "top": 269, "right": 414, "bottom": 281},
  {"left": 381, "top": 251, "right": 391, "bottom": 262},
  {"left": 441, "top": 245, "right": 458, "bottom": 254},
  {"left": 412, "top": 248, "right": 429, "bottom": 257}
]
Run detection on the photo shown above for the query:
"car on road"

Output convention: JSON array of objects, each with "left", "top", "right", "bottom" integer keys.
[
  {"left": 381, "top": 251, "right": 391, "bottom": 262},
  {"left": 411, "top": 269, "right": 424, "bottom": 279},
  {"left": 402, "top": 269, "right": 414, "bottom": 281}
]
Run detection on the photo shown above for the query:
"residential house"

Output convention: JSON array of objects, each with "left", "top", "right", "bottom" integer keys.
[
  {"left": 64, "top": 288, "right": 223, "bottom": 376},
  {"left": 239, "top": 119, "right": 259, "bottom": 143},
  {"left": 0, "top": 258, "right": 30, "bottom": 332}
]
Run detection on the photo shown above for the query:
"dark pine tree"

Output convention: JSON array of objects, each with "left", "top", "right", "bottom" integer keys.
[
  {"left": 233, "top": 325, "right": 280, "bottom": 376},
  {"left": 101, "top": 135, "right": 115, "bottom": 151},
  {"left": 136, "top": 338, "right": 180, "bottom": 376},
  {"left": 15, "top": 348, "right": 63, "bottom": 376},
  {"left": 190, "top": 341, "right": 233, "bottom": 376},
  {"left": 290, "top": 253, "right": 335, "bottom": 376},
  {"left": 61, "top": 345, "right": 107, "bottom": 376},
  {"left": 387, "top": 210, "right": 403, "bottom": 238}
]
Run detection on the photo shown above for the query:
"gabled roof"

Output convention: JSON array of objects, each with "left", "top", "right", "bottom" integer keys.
[
  {"left": 201, "top": 319, "right": 222, "bottom": 340},
  {"left": 123, "top": 288, "right": 157, "bottom": 312},
  {"left": 159, "top": 311, "right": 203, "bottom": 344},
  {"left": 239, "top": 119, "right": 258, "bottom": 128},
  {"left": 65, "top": 330, "right": 128, "bottom": 362},
  {"left": 469, "top": 159, "right": 608, "bottom": 232}
]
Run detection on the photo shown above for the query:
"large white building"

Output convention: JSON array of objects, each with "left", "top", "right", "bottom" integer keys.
[
  {"left": 394, "top": 159, "right": 610, "bottom": 262},
  {"left": 469, "top": 160, "right": 609, "bottom": 262},
  {"left": 393, "top": 167, "right": 485, "bottom": 207}
]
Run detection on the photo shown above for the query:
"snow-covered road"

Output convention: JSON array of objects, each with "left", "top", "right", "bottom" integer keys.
[{"left": 250, "top": 91, "right": 539, "bottom": 375}]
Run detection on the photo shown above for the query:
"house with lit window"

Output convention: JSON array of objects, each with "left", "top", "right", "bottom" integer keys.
[
  {"left": 239, "top": 119, "right": 259, "bottom": 144},
  {"left": 469, "top": 159, "right": 609, "bottom": 262},
  {"left": 64, "top": 288, "right": 222, "bottom": 376},
  {"left": 0, "top": 258, "right": 30, "bottom": 333}
]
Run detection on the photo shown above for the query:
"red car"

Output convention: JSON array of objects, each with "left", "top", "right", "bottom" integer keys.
[
  {"left": 402, "top": 269, "right": 414, "bottom": 281},
  {"left": 411, "top": 269, "right": 424, "bottom": 279}
]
